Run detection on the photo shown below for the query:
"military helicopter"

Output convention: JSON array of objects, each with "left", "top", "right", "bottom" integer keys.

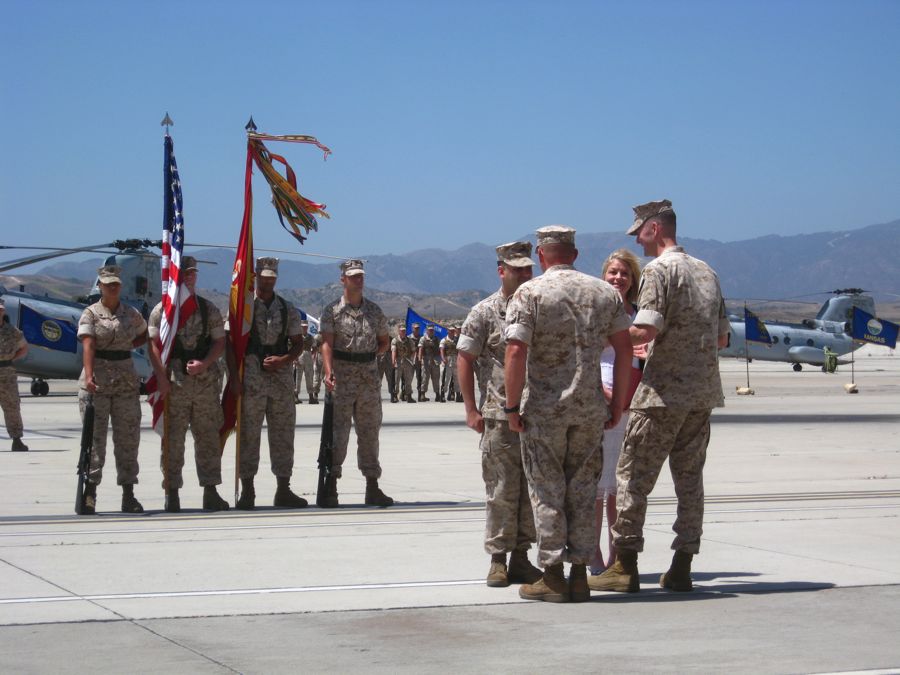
[
  {"left": 0, "top": 239, "right": 161, "bottom": 394},
  {"left": 719, "top": 289, "right": 876, "bottom": 371}
]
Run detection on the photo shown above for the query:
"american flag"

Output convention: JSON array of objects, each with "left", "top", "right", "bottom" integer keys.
[{"left": 147, "top": 134, "right": 196, "bottom": 433}]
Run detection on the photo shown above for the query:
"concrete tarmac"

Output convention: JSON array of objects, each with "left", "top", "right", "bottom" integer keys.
[{"left": 0, "top": 347, "right": 898, "bottom": 673}]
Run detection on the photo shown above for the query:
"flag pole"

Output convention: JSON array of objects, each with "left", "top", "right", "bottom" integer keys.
[
  {"left": 737, "top": 302, "right": 754, "bottom": 396},
  {"left": 234, "top": 367, "right": 243, "bottom": 504},
  {"left": 162, "top": 396, "right": 170, "bottom": 493}
]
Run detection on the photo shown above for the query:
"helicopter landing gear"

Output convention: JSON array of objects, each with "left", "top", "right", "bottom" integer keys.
[
  {"left": 792, "top": 363, "right": 803, "bottom": 372},
  {"left": 30, "top": 378, "right": 50, "bottom": 396}
]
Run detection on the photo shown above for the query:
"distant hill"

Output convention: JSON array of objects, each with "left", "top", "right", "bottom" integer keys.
[{"left": 6, "top": 217, "right": 898, "bottom": 321}]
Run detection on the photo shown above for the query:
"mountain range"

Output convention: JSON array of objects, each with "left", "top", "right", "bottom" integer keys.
[{"left": 6, "top": 218, "right": 899, "bottom": 320}]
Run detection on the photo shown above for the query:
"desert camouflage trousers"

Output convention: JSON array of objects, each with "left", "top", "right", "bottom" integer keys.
[
  {"left": 419, "top": 360, "right": 440, "bottom": 396},
  {"left": 612, "top": 407, "right": 711, "bottom": 555},
  {"left": 520, "top": 415, "right": 603, "bottom": 567},
  {"left": 239, "top": 370, "right": 296, "bottom": 479},
  {"left": 0, "top": 367, "right": 23, "bottom": 438},
  {"left": 397, "top": 360, "right": 414, "bottom": 399},
  {"left": 79, "top": 388, "right": 141, "bottom": 486},
  {"left": 481, "top": 418, "right": 536, "bottom": 554},
  {"left": 441, "top": 361, "right": 459, "bottom": 399},
  {"left": 332, "top": 360, "right": 383, "bottom": 479},
  {"left": 159, "top": 374, "right": 224, "bottom": 489},
  {"left": 294, "top": 352, "right": 316, "bottom": 398}
]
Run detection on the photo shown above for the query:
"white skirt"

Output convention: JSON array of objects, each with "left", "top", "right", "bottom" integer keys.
[{"left": 597, "top": 412, "right": 629, "bottom": 499}]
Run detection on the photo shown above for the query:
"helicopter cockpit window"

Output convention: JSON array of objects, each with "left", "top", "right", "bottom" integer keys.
[{"left": 135, "top": 276, "right": 148, "bottom": 296}]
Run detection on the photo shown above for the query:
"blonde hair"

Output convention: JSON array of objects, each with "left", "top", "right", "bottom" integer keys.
[{"left": 601, "top": 248, "right": 641, "bottom": 304}]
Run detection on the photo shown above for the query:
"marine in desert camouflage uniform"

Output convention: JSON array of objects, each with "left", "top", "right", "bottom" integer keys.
[
  {"left": 417, "top": 324, "right": 442, "bottom": 401},
  {"left": 320, "top": 259, "right": 393, "bottom": 507},
  {"left": 0, "top": 298, "right": 28, "bottom": 452},
  {"left": 591, "top": 200, "right": 730, "bottom": 595},
  {"left": 505, "top": 226, "right": 632, "bottom": 603},
  {"left": 229, "top": 257, "right": 308, "bottom": 510},
  {"left": 293, "top": 321, "right": 316, "bottom": 404},
  {"left": 147, "top": 256, "right": 229, "bottom": 513},
  {"left": 77, "top": 265, "right": 149, "bottom": 514},
  {"left": 458, "top": 241, "right": 543, "bottom": 588},
  {"left": 391, "top": 325, "right": 417, "bottom": 403},
  {"left": 440, "top": 326, "right": 461, "bottom": 402}
]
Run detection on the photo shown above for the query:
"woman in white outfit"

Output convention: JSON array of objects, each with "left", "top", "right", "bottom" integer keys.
[{"left": 590, "top": 249, "right": 645, "bottom": 574}]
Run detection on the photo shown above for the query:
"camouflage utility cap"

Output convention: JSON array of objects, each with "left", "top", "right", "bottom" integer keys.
[
  {"left": 536, "top": 225, "right": 575, "bottom": 247},
  {"left": 256, "top": 257, "right": 279, "bottom": 278},
  {"left": 628, "top": 199, "right": 673, "bottom": 235},
  {"left": 496, "top": 241, "right": 535, "bottom": 267},
  {"left": 340, "top": 259, "right": 365, "bottom": 277},
  {"left": 97, "top": 265, "right": 123, "bottom": 284}
]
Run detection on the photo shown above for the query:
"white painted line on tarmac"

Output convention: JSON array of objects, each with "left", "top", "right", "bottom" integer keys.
[
  {"left": 1, "top": 503, "right": 897, "bottom": 539},
  {"left": 0, "top": 579, "right": 486, "bottom": 605}
]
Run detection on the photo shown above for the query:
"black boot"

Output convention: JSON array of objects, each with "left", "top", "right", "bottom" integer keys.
[
  {"left": 121, "top": 484, "right": 144, "bottom": 514},
  {"left": 309, "top": 395, "right": 319, "bottom": 405},
  {"left": 164, "top": 488, "right": 180, "bottom": 513},
  {"left": 203, "top": 486, "right": 230, "bottom": 511},
  {"left": 318, "top": 475, "right": 339, "bottom": 508},
  {"left": 11, "top": 437, "right": 29, "bottom": 452},
  {"left": 236, "top": 477, "right": 256, "bottom": 510},
  {"left": 80, "top": 481, "right": 97, "bottom": 515},
  {"left": 365, "top": 477, "right": 394, "bottom": 507},
  {"left": 390, "top": 393, "right": 399, "bottom": 403},
  {"left": 274, "top": 477, "right": 308, "bottom": 508}
]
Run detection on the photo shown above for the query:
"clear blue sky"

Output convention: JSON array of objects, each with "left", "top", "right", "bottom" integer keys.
[{"left": 2, "top": 0, "right": 898, "bottom": 262}]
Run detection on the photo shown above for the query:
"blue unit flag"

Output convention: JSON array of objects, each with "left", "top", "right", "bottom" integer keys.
[
  {"left": 19, "top": 304, "right": 78, "bottom": 353},
  {"left": 850, "top": 307, "right": 898, "bottom": 349},
  {"left": 405, "top": 307, "right": 448, "bottom": 340},
  {"left": 744, "top": 307, "right": 772, "bottom": 344}
]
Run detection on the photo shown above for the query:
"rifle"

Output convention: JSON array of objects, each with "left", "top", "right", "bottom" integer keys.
[
  {"left": 315, "top": 391, "right": 336, "bottom": 507},
  {"left": 75, "top": 397, "right": 94, "bottom": 515}
]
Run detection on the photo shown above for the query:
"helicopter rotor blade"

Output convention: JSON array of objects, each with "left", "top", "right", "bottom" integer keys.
[
  {"left": 187, "top": 242, "right": 359, "bottom": 262},
  {"left": 0, "top": 243, "right": 121, "bottom": 274}
]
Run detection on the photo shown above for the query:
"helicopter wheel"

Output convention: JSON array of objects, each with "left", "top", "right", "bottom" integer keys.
[
  {"left": 30, "top": 380, "right": 41, "bottom": 396},
  {"left": 792, "top": 363, "right": 803, "bottom": 372},
  {"left": 39, "top": 381, "right": 50, "bottom": 396}
]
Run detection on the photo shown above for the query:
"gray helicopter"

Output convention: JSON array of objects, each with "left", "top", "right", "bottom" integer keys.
[
  {"left": 0, "top": 240, "right": 160, "bottom": 394},
  {"left": 719, "top": 289, "right": 876, "bottom": 371}
]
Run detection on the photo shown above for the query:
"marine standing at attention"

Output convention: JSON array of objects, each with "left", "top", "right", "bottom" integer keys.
[
  {"left": 504, "top": 226, "right": 632, "bottom": 602},
  {"left": 0, "top": 297, "right": 29, "bottom": 452},
  {"left": 391, "top": 325, "right": 416, "bottom": 403},
  {"left": 77, "top": 265, "right": 149, "bottom": 514},
  {"left": 589, "top": 200, "right": 730, "bottom": 595},
  {"left": 147, "top": 256, "right": 230, "bottom": 513},
  {"left": 418, "top": 324, "right": 442, "bottom": 401},
  {"left": 230, "top": 257, "right": 308, "bottom": 510},
  {"left": 457, "top": 241, "right": 543, "bottom": 588},
  {"left": 320, "top": 259, "right": 394, "bottom": 508},
  {"left": 440, "top": 326, "right": 461, "bottom": 402}
]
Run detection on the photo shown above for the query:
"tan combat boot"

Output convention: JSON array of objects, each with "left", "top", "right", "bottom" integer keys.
[
  {"left": 507, "top": 549, "right": 542, "bottom": 584},
  {"left": 518, "top": 563, "right": 569, "bottom": 603},
  {"left": 236, "top": 477, "right": 256, "bottom": 510},
  {"left": 660, "top": 551, "right": 694, "bottom": 592},
  {"left": 569, "top": 563, "right": 590, "bottom": 602},
  {"left": 486, "top": 553, "right": 509, "bottom": 588},
  {"left": 587, "top": 550, "right": 640, "bottom": 593},
  {"left": 80, "top": 482, "right": 97, "bottom": 515},
  {"left": 121, "top": 484, "right": 144, "bottom": 514},
  {"left": 365, "top": 478, "right": 394, "bottom": 507},
  {"left": 274, "top": 477, "right": 309, "bottom": 508},
  {"left": 203, "top": 486, "right": 230, "bottom": 511}
]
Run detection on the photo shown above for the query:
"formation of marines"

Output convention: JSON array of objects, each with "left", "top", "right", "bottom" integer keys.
[{"left": 4, "top": 198, "right": 728, "bottom": 602}]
